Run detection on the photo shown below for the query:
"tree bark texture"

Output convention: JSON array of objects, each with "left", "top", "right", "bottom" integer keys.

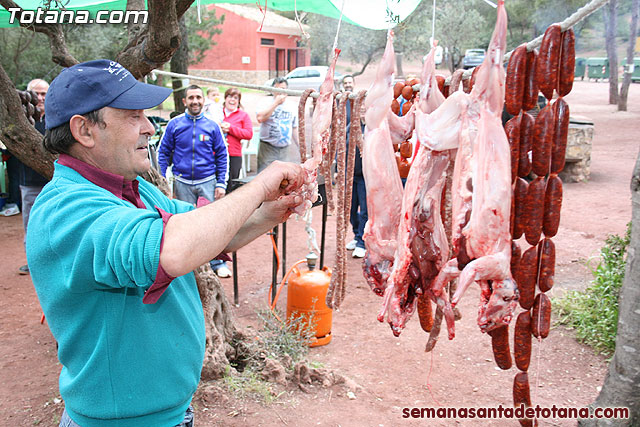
[
  {"left": 618, "top": 0, "right": 639, "bottom": 112},
  {"left": 170, "top": 15, "right": 189, "bottom": 114},
  {"left": 603, "top": 0, "right": 619, "bottom": 104},
  {"left": 116, "top": 0, "right": 192, "bottom": 78},
  {"left": 0, "top": 62, "right": 56, "bottom": 179},
  {"left": 194, "top": 265, "right": 246, "bottom": 380},
  {"left": 579, "top": 150, "right": 640, "bottom": 426},
  {"left": 395, "top": 51, "right": 405, "bottom": 80}
]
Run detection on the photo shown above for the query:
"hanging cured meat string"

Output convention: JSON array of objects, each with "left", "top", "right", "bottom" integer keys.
[
  {"left": 290, "top": 48, "right": 340, "bottom": 215},
  {"left": 505, "top": 17, "right": 574, "bottom": 427}
]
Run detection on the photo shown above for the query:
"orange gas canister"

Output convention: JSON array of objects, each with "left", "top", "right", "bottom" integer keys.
[{"left": 286, "top": 255, "right": 333, "bottom": 347}]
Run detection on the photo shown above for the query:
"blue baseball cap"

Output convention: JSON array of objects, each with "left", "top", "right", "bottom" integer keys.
[{"left": 45, "top": 59, "right": 172, "bottom": 130}]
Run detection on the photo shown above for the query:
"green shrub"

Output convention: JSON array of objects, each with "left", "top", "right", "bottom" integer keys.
[
  {"left": 251, "top": 307, "right": 317, "bottom": 364},
  {"left": 220, "top": 307, "right": 317, "bottom": 404},
  {"left": 554, "top": 223, "right": 631, "bottom": 356}
]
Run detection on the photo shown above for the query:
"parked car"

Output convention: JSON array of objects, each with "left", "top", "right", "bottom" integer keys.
[
  {"left": 264, "top": 66, "right": 344, "bottom": 91},
  {"left": 462, "top": 49, "right": 486, "bottom": 69}
]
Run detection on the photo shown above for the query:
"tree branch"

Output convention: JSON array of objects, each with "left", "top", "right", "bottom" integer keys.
[
  {"left": 0, "top": 62, "right": 55, "bottom": 179},
  {"left": 117, "top": 0, "right": 194, "bottom": 78},
  {"left": 0, "top": 0, "right": 77, "bottom": 67},
  {"left": 351, "top": 47, "right": 385, "bottom": 77}
]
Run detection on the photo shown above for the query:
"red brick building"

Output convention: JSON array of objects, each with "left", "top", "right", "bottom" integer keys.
[{"left": 190, "top": 4, "right": 309, "bottom": 84}]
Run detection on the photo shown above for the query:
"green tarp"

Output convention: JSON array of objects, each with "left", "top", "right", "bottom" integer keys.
[{"left": 0, "top": 0, "right": 422, "bottom": 29}]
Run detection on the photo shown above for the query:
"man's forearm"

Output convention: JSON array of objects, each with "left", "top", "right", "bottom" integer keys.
[
  {"left": 223, "top": 207, "right": 279, "bottom": 252},
  {"left": 160, "top": 180, "right": 266, "bottom": 277},
  {"left": 256, "top": 102, "right": 278, "bottom": 123}
]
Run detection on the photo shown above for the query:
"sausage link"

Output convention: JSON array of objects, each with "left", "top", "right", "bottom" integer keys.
[
  {"left": 401, "top": 84, "right": 413, "bottom": 101},
  {"left": 505, "top": 44, "right": 528, "bottom": 115},
  {"left": 417, "top": 293, "right": 433, "bottom": 332},
  {"left": 518, "top": 112, "right": 535, "bottom": 178},
  {"left": 522, "top": 49, "right": 539, "bottom": 111},
  {"left": 513, "top": 177, "right": 529, "bottom": 240},
  {"left": 399, "top": 140, "right": 412, "bottom": 158},
  {"left": 469, "top": 66, "right": 480, "bottom": 93},
  {"left": 394, "top": 81, "right": 404, "bottom": 100},
  {"left": 435, "top": 74, "right": 446, "bottom": 96},
  {"left": 532, "top": 293, "right": 552, "bottom": 338},
  {"left": 543, "top": 174, "right": 563, "bottom": 237},
  {"left": 297, "top": 89, "right": 314, "bottom": 163},
  {"left": 443, "top": 84, "right": 450, "bottom": 99},
  {"left": 537, "top": 238, "right": 556, "bottom": 292},
  {"left": 514, "top": 311, "right": 532, "bottom": 371},
  {"left": 524, "top": 177, "right": 545, "bottom": 246},
  {"left": 517, "top": 246, "right": 538, "bottom": 310},
  {"left": 513, "top": 371, "right": 534, "bottom": 427},
  {"left": 536, "top": 24, "right": 562, "bottom": 100},
  {"left": 551, "top": 98, "right": 570, "bottom": 174},
  {"left": 532, "top": 103, "right": 554, "bottom": 177},
  {"left": 391, "top": 99, "right": 400, "bottom": 115},
  {"left": 401, "top": 100, "right": 413, "bottom": 116},
  {"left": 506, "top": 113, "right": 522, "bottom": 184},
  {"left": 558, "top": 29, "right": 576, "bottom": 97},
  {"left": 511, "top": 240, "right": 522, "bottom": 279},
  {"left": 488, "top": 325, "right": 513, "bottom": 370}
]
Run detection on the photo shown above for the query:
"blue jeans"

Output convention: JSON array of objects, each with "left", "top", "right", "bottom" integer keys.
[
  {"left": 59, "top": 405, "right": 194, "bottom": 427},
  {"left": 173, "top": 178, "right": 216, "bottom": 206},
  {"left": 20, "top": 184, "right": 44, "bottom": 249},
  {"left": 172, "top": 178, "right": 225, "bottom": 271},
  {"left": 350, "top": 175, "right": 368, "bottom": 249}
]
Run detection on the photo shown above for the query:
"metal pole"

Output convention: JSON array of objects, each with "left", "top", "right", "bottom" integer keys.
[
  {"left": 271, "top": 225, "right": 279, "bottom": 304},
  {"left": 320, "top": 201, "right": 327, "bottom": 269},
  {"left": 282, "top": 221, "right": 287, "bottom": 281},
  {"left": 232, "top": 251, "right": 238, "bottom": 306}
]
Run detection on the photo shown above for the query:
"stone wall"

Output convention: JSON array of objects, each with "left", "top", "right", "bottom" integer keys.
[
  {"left": 560, "top": 121, "right": 594, "bottom": 183},
  {"left": 188, "top": 70, "right": 271, "bottom": 87}
]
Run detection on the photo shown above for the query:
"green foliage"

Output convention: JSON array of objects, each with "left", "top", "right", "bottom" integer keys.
[
  {"left": 0, "top": 28, "right": 54, "bottom": 88},
  {"left": 554, "top": 223, "right": 631, "bottom": 356},
  {"left": 184, "top": 5, "right": 224, "bottom": 66},
  {"left": 0, "top": 24, "right": 127, "bottom": 88},
  {"left": 220, "top": 307, "right": 317, "bottom": 404},
  {"left": 221, "top": 366, "right": 284, "bottom": 404},
  {"left": 250, "top": 307, "right": 317, "bottom": 364},
  {"left": 64, "top": 24, "right": 128, "bottom": 63}
]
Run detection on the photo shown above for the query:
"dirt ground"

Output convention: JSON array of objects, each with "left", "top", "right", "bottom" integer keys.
[{"left": 1, "top": 76, "right": 638, "bottom": 426}]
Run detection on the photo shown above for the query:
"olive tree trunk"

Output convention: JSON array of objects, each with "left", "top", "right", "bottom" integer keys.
[
  {"left": 618, "top": 0, "right": 639, "bottom": 112},
  {"left": 579, "top": 150, "right": 640, "bottom": 426},
  {"left": 170, "top": 15, "right": 189, "bottom": 114},
  {"left": 603, "top": 0, "right": 619, "bottom": 104}
]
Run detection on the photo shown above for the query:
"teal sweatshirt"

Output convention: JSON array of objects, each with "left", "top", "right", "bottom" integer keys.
[{"left": 26, "top": 161, "right": 206, "bottom": 427}]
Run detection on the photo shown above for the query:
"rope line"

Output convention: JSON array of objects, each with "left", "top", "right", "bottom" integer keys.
[
  {"left": 151, "top": 69, "right": 358, "bottom": 100},
  {"left": 153, "top": 0, "right": 609, "bottom": 98},
  {"left": 444, "top": 0, "right": 611, "bottom": 85},
  {"left": 332, "top": 0, "right": 345, "bottom": 52}
]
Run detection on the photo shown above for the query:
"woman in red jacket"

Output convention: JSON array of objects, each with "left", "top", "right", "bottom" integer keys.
[{"left": 220, "top": 88, "right": 253, "bottom": 192}]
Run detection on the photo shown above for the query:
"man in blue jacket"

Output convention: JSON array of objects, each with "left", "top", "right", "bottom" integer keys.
[
  {"left": 158, "top": 85, "right": 231, "bottom": 277},
  {"left": 158, "top": 85, "right": 228, "bottom": 203},
  {"left": 26, "top": 59, "right": 305, "bottom": 427}
]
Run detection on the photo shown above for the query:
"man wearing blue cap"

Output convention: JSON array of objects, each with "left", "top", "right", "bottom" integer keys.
[{"left": 26, "top": 59, "right": 305, "bottom": 427}]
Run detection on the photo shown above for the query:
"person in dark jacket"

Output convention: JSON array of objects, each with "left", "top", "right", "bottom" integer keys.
[
  {"left": 341, "top": 75, "right": 368, "bottom": 259},
  {"left": 158, "top": 85, "right": 231, "bottom": 277},
  {"left": 18, "top": 78, "right": 50, "bottom": 275}
]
